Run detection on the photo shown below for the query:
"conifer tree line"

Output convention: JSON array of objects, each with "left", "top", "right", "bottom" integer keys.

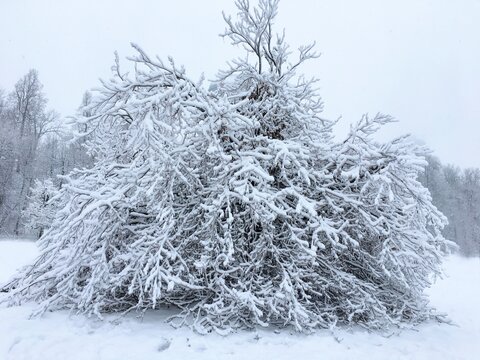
[{"left": 0, "top": 0, "right": 477, "bottom": 333}]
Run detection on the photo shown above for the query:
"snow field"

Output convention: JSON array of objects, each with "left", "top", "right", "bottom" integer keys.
[{"left": 0, "top": 239, "right": 479, "bottom": 360}]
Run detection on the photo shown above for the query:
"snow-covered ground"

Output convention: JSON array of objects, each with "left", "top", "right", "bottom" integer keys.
[{"left": 0, "top": 239, "right": 479, "bottom": 360}]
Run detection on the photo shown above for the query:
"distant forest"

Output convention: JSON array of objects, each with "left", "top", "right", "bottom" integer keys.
[{"left": 420, "top": 156, "right": 480, "bottom": 256}]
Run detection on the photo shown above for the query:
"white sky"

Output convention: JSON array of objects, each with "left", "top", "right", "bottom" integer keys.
[{"left": 1, "top": 0, "right": 479, "bottom": 167}]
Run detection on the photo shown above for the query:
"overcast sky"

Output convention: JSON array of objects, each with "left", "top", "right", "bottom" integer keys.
[{"left": 1, "top": 0, "right": 479, "bottom": 167}]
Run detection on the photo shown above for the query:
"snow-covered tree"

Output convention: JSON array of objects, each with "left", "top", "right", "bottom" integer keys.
[
  {"left": 419, "top": 156, "right": 480, "bottom": 256},
  {"left": 0, "top": 70, "right": 60, "bottom": 235},
  {"left": 3, "top": 0, "right": 452, "bottom": 333},
  {"left": 22, "top": 179, "right": 59, "bottom": 238}
]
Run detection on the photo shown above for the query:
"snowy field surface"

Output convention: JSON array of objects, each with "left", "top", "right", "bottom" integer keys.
[{"left": 0, "top": 239, "right": 479, "bottom": 360}]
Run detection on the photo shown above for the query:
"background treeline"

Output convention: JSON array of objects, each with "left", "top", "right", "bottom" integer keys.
[
  {"left": 0, "top": 70, "right": 478, "bottom": 256},
  {"left": 0, "top": 70, "right": 92, "bottom": 236},
  {"left": 420, "top": 156, "right": 480, "bottom": 256}
]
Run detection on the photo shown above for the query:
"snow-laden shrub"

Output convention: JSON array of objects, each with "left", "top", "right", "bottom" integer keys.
[{"left": 3, "top": 0, "right": 452, "bottom": 333}]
